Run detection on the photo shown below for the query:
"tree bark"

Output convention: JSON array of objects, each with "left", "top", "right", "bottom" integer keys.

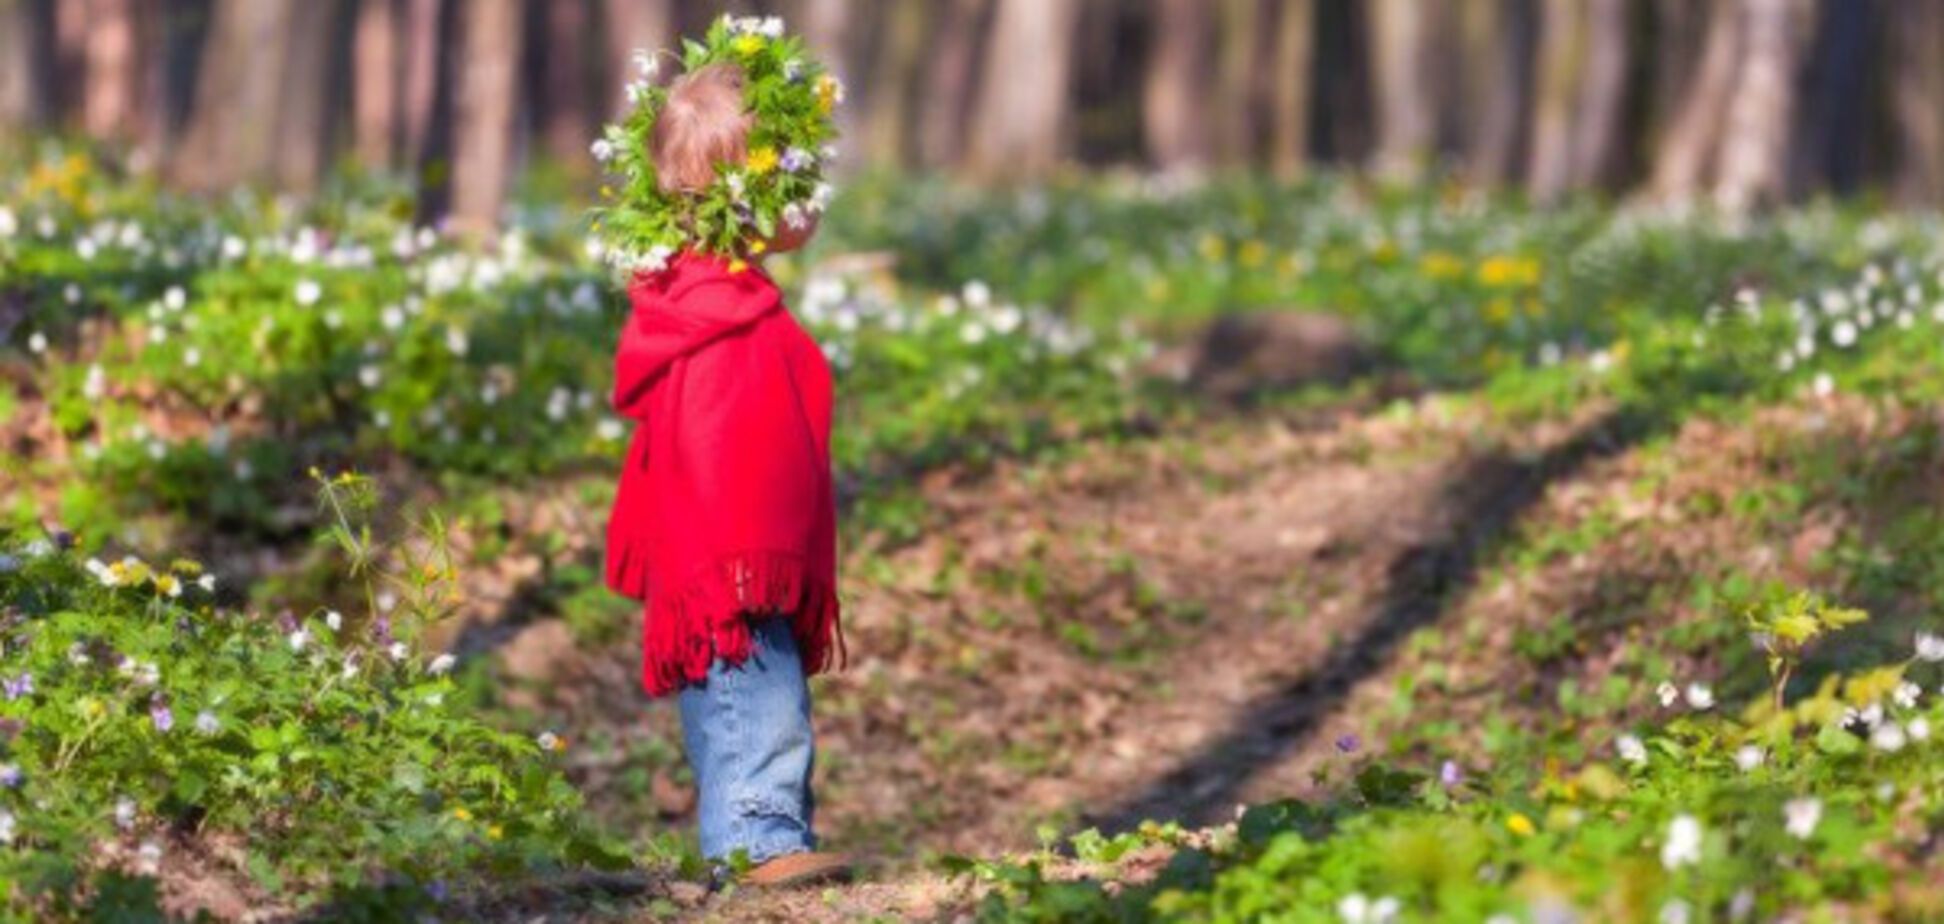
[
  {"left": 1267, "top": 0, "right": 1314, "bottom": 178},
  {"left": 861, "top": 0, "right": 928, "bottom": 168},
  {"left": 917, "top": 0, "right": 986, "bottom": 169},
  {"left": 797, "top": 0, "right": 860, "bottom": 157},
  {"left": 400, "top": 0, "right": 442, "bottom": 166},
  {"left": 0, "top": 0, "right": 47, "bottom": 131},
  {"left": 273, "top": 0, "right": 346, "bottom": 192},
  {"left": 1143, "top": 0, "right": 1213, "bottom": 172},
  {"left": 1888, "top": 0, "right": 1944, "bottom": 203},
  {"left": 539, "top": 0, "right": 594, "bottom": 166},
  {"left": 967, "top": 0, "right": 1081, "bottom": 180},
  {"left": 80, "top": 0, "right": 137, "bottom": 140},
  {"left": 173, "top": 0, "right": 297, "bottom": 190},
  {"left": 1457, "top": 0, "right": 1533, "bottom": 185},
  {"left": 1213, "top": 0, "right": 1262, "bottom": 166},
  {"left": 1647, "top": 0, "right": 1742, "bottom": 203},
  {"left": 1567, "top": 0, "right": 1629, "bottom": 189},
  {"left": 353, "top": 0, "right": 401, "bottom": 168},
  {"left": 1525, "top": 0, "right": 1583, "bottom": 201},
  {"left": 447, "top": 0, "right": 524, "bottom": 236},
  {"left": 1712, "top": 0, "right": 1801, "bottom": 213},
  {"left": 1367, "top": 0, "right": 1435, "bottom": 180}
]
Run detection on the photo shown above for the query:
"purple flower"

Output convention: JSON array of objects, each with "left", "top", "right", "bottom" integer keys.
[
  {"left": 0, "top": 764, "right": 20, "bottom": 788},
  {"left": 150, "top": 701, "right": 174, "bottom": 733},
  {"left": 426, "top": 878, "right": 449, "bottom": 902},
  {"left": 373, "top": 615, "right": 394, "bottom": 645},
  {"left": 2, "top": 673, "right": 32, "bottom": 700},
  {"left": 780, "top": 147, "right": 815, "bottom": 173},
  {"left": 1334, "top": 734, "right": 1361, "bottom": 754},
  {"left": 1439, "top": 760, "right": 1463, "bottom": 788}
]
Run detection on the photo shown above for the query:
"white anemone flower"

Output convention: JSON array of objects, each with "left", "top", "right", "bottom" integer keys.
[
  {"left": 1660, "top": 815, "right": 1702, "bottom": 870},
  {"left": 1784, "top": 797, "right": 1821, "bottom": 840},
  {"left": 1733, "top": 745, "right": 1764, "bottom": 772},
  {"left": 1617, "top": 733, "right": 1648, "bottom": 766},
  {"left": 1915, "top": 631, "right": 1944, "bottom": 662},
  {"left": 1684, "top": 683, "right": 1714, "bottom": 711},
  {"left": 428, "top": 653, "right": 457, "bottom": 675}
]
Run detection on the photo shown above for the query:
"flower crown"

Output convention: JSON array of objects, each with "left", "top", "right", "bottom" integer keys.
[{"left": 589, "top": 15, "right": 842, "bottom": 275}]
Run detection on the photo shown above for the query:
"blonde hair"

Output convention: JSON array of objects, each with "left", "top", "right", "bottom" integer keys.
[{"left": 652, "top": 63, "right": 752, "bottom": 194}]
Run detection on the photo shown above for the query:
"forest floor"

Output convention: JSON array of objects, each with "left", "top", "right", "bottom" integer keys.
[{"left": 455, "top": 380, "right": 1799, "bottom": 922}]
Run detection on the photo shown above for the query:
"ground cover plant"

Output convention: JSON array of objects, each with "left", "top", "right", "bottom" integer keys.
[{"left": 7, "top": 142, "right": 1944, "bottom": 920}]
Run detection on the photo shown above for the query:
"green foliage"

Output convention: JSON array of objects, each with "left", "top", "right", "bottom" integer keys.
[{"left": 589, "top": 15, "right": 839, "bottom": 264}]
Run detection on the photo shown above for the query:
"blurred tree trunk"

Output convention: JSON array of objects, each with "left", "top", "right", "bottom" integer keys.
[
  {"left": 446, "top": 0, "right": 524, "bottom": 236},
  {"left": 1268, "top": 0, "right": 1314, "bottom": 178},
  {"left": 1213, "top": 0, "right": 1262, "bottom": 165},
  {"left": 917, "top": 0, "right": 985, "bottom": 169},
  {"left": 273, "top": 0, "right": 346, "bottom": 192},
  {"left": 1143, "top": 0, "right": 1213, "bottom": 172},
  {"left": 1712, "top": 0, "right": 1802, "bottom": 212},
  {"left": 1648, "top": 0, "right": 1741, "bottom": 203},
  {"left": 967, "top": 0, "right": 1081, "bottom": 180},
  {"left": 797, "top": 0, "right": 860, "bottom": 157},
  {"left": 400, "top": 0, "right": 442, "bottom": 166},
  {"left": 1888, "top": 1, "right": 1943, "bottom": 203},
  {"left": 538, "top": 0, "right": 594, "bottom": 166},
  {"left": 1367, "top": 0, "right": 1436, "bottom": 180},
  {"left": 80, "top": 0, "right": 137, "bottom": 140},
  {"left": 861, "top": 0, "right": 927, "bottom": 168},
  {"left": 1525, "top": 0, "right": 1582, "bottom": 201},
  {"left": 1567, "top": 0, "right": 1628, "bottom": 189},
  {"left": 0, "top": 0, "right": 48, "bottom": 131},
  {"left": 1458, "top": 0, "right": 1532, "bottom": 185},
  {"left": 352, "top": 0, "right": 401, "bottom": 168},
  {"left": 51, "top": 0, "right": 85, "bottom": 123},
  {"left": 174, "top": 0, "right": 297, "bottom": 189},
  {"left": 600, "top": 0, "right": 671, "bottom": 119}
]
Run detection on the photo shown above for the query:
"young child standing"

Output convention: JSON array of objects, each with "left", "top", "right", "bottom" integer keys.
[{"left": 602, "top": 58, "right": 848, "bottom": 888}]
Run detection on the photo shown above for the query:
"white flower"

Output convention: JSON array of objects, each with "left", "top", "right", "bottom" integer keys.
[
  {"left": 1893, "top": 681, "right": 1921, "bottom": 710},
  {"left": 114, "top": 797, "right": 137, "bottom": 830},
  {"left": 960, "top": 321, "right": 988, "bottom": 345},
  {"left": 388, "top": 641, "right": 409, "bottom": 662},
  {"left": 1831, "top": 319, "right": 1857, "bottom": 347},
  {"left": 75, "top": 237, "right": 97, "bottom": 260},
  {"left": 83, "top": 363, "right": 105, "bottom": 400},
  {"left": 1659, "top": 898, "right": 1691, "bottom": 924},
  {"left": 1733, "top": 745, "right": 1764, "bottom": 772},
  {"left": 1684, "top": 683, "right": 1714, "bottom": 711},
  {"left": 1812, "top": 372, "right": 1835, "bottom": 398},
  {"left": 1784, "top": 797, "right": 1821, "bottom": 839},
  {"left": 536, "top": 731, "right": 561, "bottom": 752},
  {"left": 194, "top": 710, "right": 220, "bottom": 735},
  {"left": 759, "top": 15, "right": 784, "bottom": 37},
  {"left": 1660, "top": 814, "right": 1702, "bottom": 870},
  {"left": 359, "top": 365, "right": 382, "bottom": 388},
  {"left": 428, "top": 653, "right": 456, "bottom": 675},
  {"left": 1337, "top": 893, "right": 1400, "bottom": 924},
  {"left": 1617, "top": 733, "right": 1648, "bottom": 766},
  {"left": 597, "top": 418, "right": 626, "bottom": 441},
  {"left": 445, "top": 325, "right": 468, "bottom": 356},
  {"left": 0, "top": 810, "right": 13, "bottom": 845},
  {"left": 1871, "top": 720, "right": 1907, "bottom": 752},
  {"left": 1656, "top": 681, "right": 1679, "bottom": 707},
  {"left": 196, "top": 574, "right": 216, "bottom": 593},
  {"left": 135, "top": 840, "right": 163, "bottom": 875},
  {"left": 1915, "top": 631, "right": 1944, "bottom": 662},
  {"left": 1909, "top": 716, "right": 1931, "bottom": 742},
  {"left": 0, "top": 206, "right": 15, "bottom": 238},
  {"left": 164, "top": 286, "right": 186, "bottom": 311},
  {"left": 630, "top": 49, "right": 658, "bottom": 78},
  {"left": 590, "top": 137, "right": 615, "bottom": 162},
  {"left": 26, "top": 332, "right": 45, "bottom": 354},
  {"left": 294, "top": 279, "right": 321, "bottom": 306},
  {"left": 1729, "top": 888, "right": 1755, "bottom": 922},
  {"left": 325, "top": 610, "right": 342, "bottom": 632},
  {"left": 288, "top": 629, "right": 310, "bottom": 652},
  {"left": 221, "top": 235, "right": 246, "bottom": 261}
]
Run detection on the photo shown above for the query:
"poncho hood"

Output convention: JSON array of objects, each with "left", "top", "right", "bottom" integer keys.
[{"left": 614, "top": 252, "right": 783, "bottom": 395}]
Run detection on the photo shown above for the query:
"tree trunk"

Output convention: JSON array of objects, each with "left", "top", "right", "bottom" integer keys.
[
  {"left": 1567, "top": 0, "right": 1629, "bottom": 188},
  {"left": 539, "top": 0, "right": 593, "bottom": 166},
  {"left": 274, "top": 0, "right": 345, "bottom": 192},
  {"left": 353, "top": 0, "right": 401, "bottom": 168},
  {"left": 1267, "top": 0, "right": 1314, "bottom": 178},
  {"left": 1888, "top": 1, "right": 1943, "bottom": 203},
  {"left": 1367, "top": 0, "right": 1435, "bottom": 180},
  {"left": 400, "top": 0, "right": 442, "bottom": 166},
  {"left": 1647, "top": 0, "right": 1742, "bottom": 203},
  {"left": 0, "top": 0, "right": 47, "bottom": 130},
  {"left": 861, "top": 0, "right": 927, "bottom": 168},
  {"left": 1712, "top": 0, "right": 1801, "bottom": 213},
  {"left": 173, "top": 0, "right": 297, "bottom": 190},
  {"left": 1525, "top": 0, "right": 1582, "bottom": 201},
  {"left": 797, "top": 0, "right": 859, "bottom": 157},
  {"left": 80, "top": 0, "right": 137, "bottom": 140},
  {"left": 447, "top": 0, "right": 524, "bottom": 236},
  {"left": 600, "top": 0, "right": 671, "bottom": 120},
  {"left": 967, "top": 0, "right": 1081, "bottom": 180},
  {"left": 917, "top": 0, "right": 986, "bottom": 169},
  {"left": 1458, "top": 0, "right": 1533, "bottom": 185},
  {"left": 1213, "top": 0, "right": 1263, "bottom": 166},
  {"left": 1143, "top": 0, "right": 1213, "bottom": 172}
]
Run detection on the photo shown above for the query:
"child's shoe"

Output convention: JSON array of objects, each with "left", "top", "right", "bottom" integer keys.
[{"left": 742, "top": 851, "right": 854, "bottom": 888}]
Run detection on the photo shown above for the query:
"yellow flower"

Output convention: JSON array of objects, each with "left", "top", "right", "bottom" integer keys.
[
  {"left": 746, "top": 146, "right": 779, "bottom": 176},
  {"left": 728, "top": 258, "right": 748, "bottom": 274},
  {"left": 1478, "top": 254, "right": 1542, "bottom": 288},
  {"left": 81, "top": 697, "right": 105, "bottom": 719},
  {"left": 733, "top": 34, "right": 764, "bottom": 57},
  {"left": 815, "top": 75, "right": 842, "bottom": 114},
  {"left": 452, "top": 807, "right": 472, "bottom": 821},
  {"left": 749, "top": 239, "right": 768, "bottom": 256},
  {"left": 1506, "top": 813, "right": 1536, "bottom": 837},
  {"left": 487, "top": 825, "right": 504, "bottom": 840},
  {"left": 1237, "top": 239, "right": 1268, "bottom": 269},
  {"left": 1419, "top": 251, "right": 1466, "bottom": 280},
  {"left": 153, "top": 574, "right": 180, "bottom": 598}
]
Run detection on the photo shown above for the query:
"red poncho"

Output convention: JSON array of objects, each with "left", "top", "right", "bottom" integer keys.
[{"left": 604, "top": 251, "right": 842, "bottom": 696}]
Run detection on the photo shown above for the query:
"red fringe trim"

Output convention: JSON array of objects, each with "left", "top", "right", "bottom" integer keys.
[{"left": 639, "top": 551, "right": 846, "bottom": 697}]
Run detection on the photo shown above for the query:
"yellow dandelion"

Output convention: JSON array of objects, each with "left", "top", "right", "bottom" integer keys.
[
  {"left": 1506, "top": 813, "right": 1536, "bottom": 837},
  {"left": 749, "top": 239, "right": 768, "bottom": 255},
  {"left": 728, "top": 258, "right": 748, "bottom": 274},
  {"left": 733, "top": 34, "right": 764, "bottom": 57},
  {"left": 746, "top": 146, "right": 779, "bottom": 175}
]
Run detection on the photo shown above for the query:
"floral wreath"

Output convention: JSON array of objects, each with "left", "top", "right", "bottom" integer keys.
[{"left": 589, "top": 15, "right": 842, "bottom": 274}]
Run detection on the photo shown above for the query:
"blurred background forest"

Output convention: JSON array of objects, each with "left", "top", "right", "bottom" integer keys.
[{"left": 4, "top": 0, "right": 1944, "bottom": 234}]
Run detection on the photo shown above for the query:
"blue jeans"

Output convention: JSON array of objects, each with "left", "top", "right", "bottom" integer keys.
[{"left": 677, "top": 616, "right": 818, "bottom": 865}]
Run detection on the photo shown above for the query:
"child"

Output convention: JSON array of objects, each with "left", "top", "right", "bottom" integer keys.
[{"left": 603, "top": 61, "right": 848, "bottom": 888}]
